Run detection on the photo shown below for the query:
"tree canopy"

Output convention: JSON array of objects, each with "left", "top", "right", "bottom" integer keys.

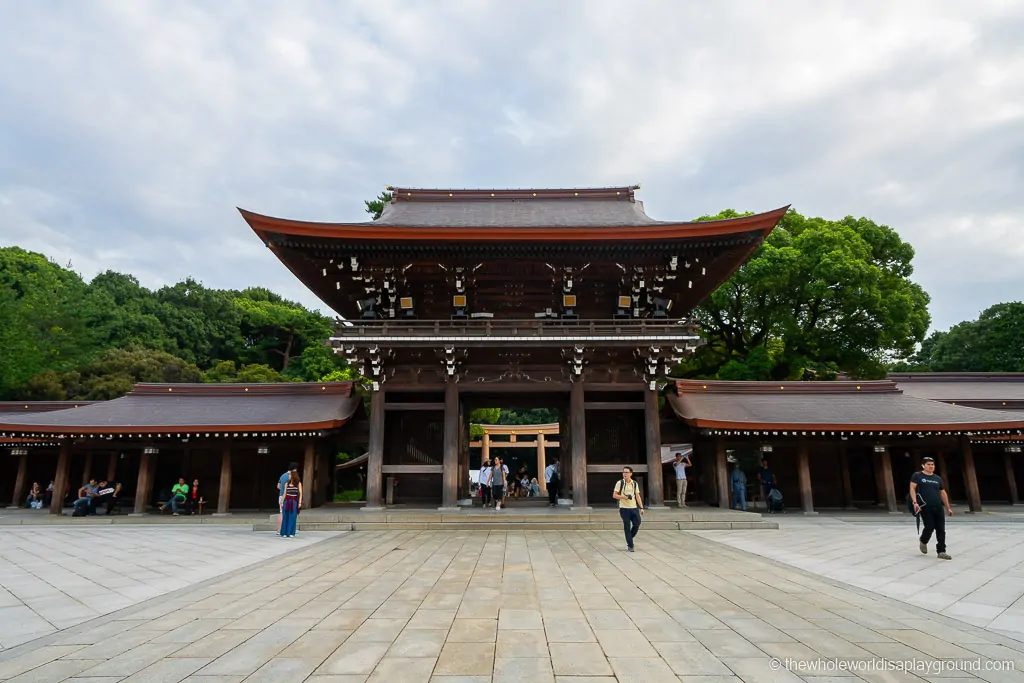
[
  {"left": 0, "top": 246, "right": 351, "bottom": 400},
  {"left": 895, "top": 302, "right": 1024, "bottom": 372},
  {"left": 674, "top": 209, "right": 931, "bottom": 380},
  {"left": 365, "top": 191, "right": 393, "bottom": 220}
]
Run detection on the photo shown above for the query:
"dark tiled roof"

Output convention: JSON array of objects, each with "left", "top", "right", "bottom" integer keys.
[
  {"left": 0, "top": 383, "right": 360, "bottom": 436},
  {"left": 374, "top": 197, "right": 657, "bottom": 229},
  {"left": 890, "top": 373, "right": 1024, "bottom": 402},
  {"left": 668, "top": 379, "right": 1024, "bottom": 432}
]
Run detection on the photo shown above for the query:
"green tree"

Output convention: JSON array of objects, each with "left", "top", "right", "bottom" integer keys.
[
  {"left": 0, "top": 247, "right": 105, "bottom": 397},
  {"left": 905, "top": 302, "right": 1024, "bottom": 371},
  {"left": 680, "top": 209, "right": 930, "bottom": 380},
  {"left": 202, "top": 360, "right": 288, "bottom": 383},
  {"left": 234, "top": 287, "right": 333, "bottom": 373},
  {"left": 365, "top": 191, "right": 393, "bottom": 220},
  {"left": 153, "top": 278, "right": 243, "bottom": 368}
]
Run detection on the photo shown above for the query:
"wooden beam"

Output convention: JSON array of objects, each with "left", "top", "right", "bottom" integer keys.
[
  {"left": 217, "top": 443, "right": 232, "bottom": 514},
  {"left": 50, "top": 443, "right": 71, "bottom": 515},
  {"left": 714, "top": 437, "right": 728, "bottom": 509},
  {"left": 106, "top": 451, "right": 118, "bottom": 482},
  {"left": 961, "top": 436, "right": 982, "bottom": 513},
  {"left": 797, "top": 438, "right": 815, "bottom": 514},
  {"left": 365, "top": 390, "right": 385, "bottom": 508},
  {"left": 644, "top": 389, "right": 665, "bottom": 507},
  {"left": 1005, "top": 452, "right": 1020, "bottom": 505},
  {"left": 382, "top": 465, "right": 444, "bottom": 474},
  {"left": 570, "top": 380, "right": 588, "bottom": 507},
  {"left": 303, "top": 439, "right": 316, "bottom": 509},
  {"left": 838, "top": 442, "right": 854, "bottom": 510},
  {"left": 441, "top": 381, "right": 459, "bottom": 509},
  {"left": 585, "top": 401, "right": 645, "bottom": 410},
  {"left": 133, "top": 451, "right": 154, "bottom": 514},
  {"left": 10, "top": 452, "right": 27, "bottom": 507},
  {"left": 81, "top": 452, "right": 94, "bottom": 486},
  {"left": 385, "top": 403, "right": 444, "bottom": 411},
  {"left": 587, "top": 464, "right": 647, "bottom": 473},
  {"left": 469, "top": 440, "right": 561, "bottom": 449}
]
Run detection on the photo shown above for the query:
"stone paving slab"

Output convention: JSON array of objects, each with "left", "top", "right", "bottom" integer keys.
[
  {"left": 0, "top": 526, "right": 340, "bottom": 650},
  {"left": 694, "top": 517, "right": 1024, "bottom": 640},
  {"left": 0, "top": 529, "right": 1022, "bottom": 682}
]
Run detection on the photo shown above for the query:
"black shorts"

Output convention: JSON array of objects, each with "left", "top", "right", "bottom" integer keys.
[{"left": 491, "top": 485, "right": 505, "bottom": 499}]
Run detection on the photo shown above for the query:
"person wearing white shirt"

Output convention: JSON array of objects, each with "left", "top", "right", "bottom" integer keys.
[
  {"left": 478, "top": 460, "right": 493, "bottom": 508},
  {"left": 673, "top": 452, "right": 691, "bottom": 508},
  {"left": 544, "top": 457, "right": 561, "bottom": 507}
]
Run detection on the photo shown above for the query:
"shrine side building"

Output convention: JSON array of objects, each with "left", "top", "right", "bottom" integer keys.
[{"left": 2, "top": 187, "right": 1023, "bottom": 514}]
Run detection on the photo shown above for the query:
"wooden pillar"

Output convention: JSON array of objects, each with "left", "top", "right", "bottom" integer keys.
[
  {"left": 838, "top": 442, "right": 854, "bottom": 510},
  {"left": 482, "top": 432, "right": 490, "bottom": 463},
  {"left": 877, "top": 447, "right": 898, "bottom": 513},
  {"left": 106, "top": 451, "right": 118, "bottom": 482},
  {"left": 440, "top": 381, "right": 459, "bottom": 509},
  {"left": 458, "top": 400, "right": 470, "bottom": 500},
  {"left": 961, "top": 436, "right": 982, "bottom": 513},
  {"left": 644, "top": 389, "right": 665, "bottom": 507},
  {"left": 714, "top": 437, "right": 728, "bottom": 509},
  {"left": 797, "top": 438, "right": 815, "bottom": 514},
  {"left": 570, "top": 379, "right": 589, "bottom": 508},
  {"left": 50, "top": 443, "right": 72, "bottom": 515},
  {"left": 364, "top": 389, "right": 385, "bottom": 509},
  {"left": 216, "top": 443, "right": 232, "bottom": 514},
  {"left": 133, "top": 451, "right": 155, "bottom": 514},
  {"left": 10, "top": 452, "right": 27, "bottom": 507},
  {"left": 1005, "top": 452, "right": 1019, "bottom": 505},
  {"left": 537, "top": 432, "right": 547, "bottom": 493},
  {"left": 81, "top": 452, "right": 94, "bottom": 485},
  {"left": 303, "top": 439, "right": 316, "bottom": 508},
  {"left": 937, "top": 450, "right": 949, "bottom": 486}
]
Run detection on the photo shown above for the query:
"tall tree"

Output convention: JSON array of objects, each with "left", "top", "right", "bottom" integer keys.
[
  {"left": 233, "top": 287, "right": 333, "bottom": 373},
  {"left": 678, "top": 209, "right": 930, "bottom": 380}
]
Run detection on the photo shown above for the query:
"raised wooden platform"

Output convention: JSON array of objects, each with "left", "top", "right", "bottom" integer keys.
[{"left": 251, "top": 506, "right": 778, "bottom": 532}]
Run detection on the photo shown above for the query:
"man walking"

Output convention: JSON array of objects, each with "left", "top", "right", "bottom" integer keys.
[
  {"left": 545, "top": 457, "right": 561, "bottom": 507},
  {"left": 757, "top": 458, "right": 775, "bottom": 500},
  {"left": 673, "top": 451, "right": 691, "bottom": 508},
  {"left": 730, "top": 462, "right": 747, "bottom": 511},
  {"left": 910, "top": 456, "right": 953, "bottom": 560},
  {"left": 613, "top": 466, "right": 645, "bottom": 552}
]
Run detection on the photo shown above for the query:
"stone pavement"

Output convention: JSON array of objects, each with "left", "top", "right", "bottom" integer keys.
[
  {"left": 1, "top": 528, "right": 1023, "bottom": 682},
  {"left": 695, "top": 516, "right": 1024, "bottom": 640},
  {"left": 0, "top": 526, "right": 339, "bottom": 649}
]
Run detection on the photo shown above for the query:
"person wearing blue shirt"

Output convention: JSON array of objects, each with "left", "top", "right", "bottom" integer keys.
[
  {"left": 730, "top": 463, "right": 747, "bottom": 511},
  {"left": 278, "top": 462, "right": 298, "bottom": 533}
]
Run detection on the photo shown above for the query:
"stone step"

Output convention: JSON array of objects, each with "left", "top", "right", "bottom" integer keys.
[{"left": 252, "top": 520, "right": 778, "bottom": 532}]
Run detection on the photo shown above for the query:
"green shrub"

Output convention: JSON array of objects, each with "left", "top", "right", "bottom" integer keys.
[{"left": 333, "top": 489, "right": 364, "bottom": 502}]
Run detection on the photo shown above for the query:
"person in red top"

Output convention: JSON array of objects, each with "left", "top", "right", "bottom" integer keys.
[{"left": 185, "top": 478, "right": 202, "bottom": 515}]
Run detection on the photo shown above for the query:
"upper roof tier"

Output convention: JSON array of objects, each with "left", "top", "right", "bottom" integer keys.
[{"left": 239, "top": 186, "right": 789, "bottom": 241}]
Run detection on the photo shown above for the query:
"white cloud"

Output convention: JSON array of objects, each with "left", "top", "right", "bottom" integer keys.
[{"left": 0, "top": 0, "right": 1021, "bottom": 332}]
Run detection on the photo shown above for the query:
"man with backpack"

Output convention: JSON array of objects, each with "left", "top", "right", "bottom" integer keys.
[
  {"left": 910, "top": 456, "right": 953, "bottom": 560},
  {"left": 613, "top": 466, "right": 645, "bottom": 552}
]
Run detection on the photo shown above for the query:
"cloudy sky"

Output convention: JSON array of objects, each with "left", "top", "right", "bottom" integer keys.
[{"left": 1, "top": 0, "right": 1021, "bottom": 332}]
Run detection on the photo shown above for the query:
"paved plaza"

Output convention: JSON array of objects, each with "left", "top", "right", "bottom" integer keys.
[{"left": 0, "top": 524, "right": 1023, "bottom": 682}]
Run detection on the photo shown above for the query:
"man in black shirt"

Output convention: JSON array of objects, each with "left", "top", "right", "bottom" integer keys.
[
  {"left": 90, "top": 480, "right": 121, "bottom": 516},
  {"left": 910, "top": 457, "right": 953, "bottom": 560}
]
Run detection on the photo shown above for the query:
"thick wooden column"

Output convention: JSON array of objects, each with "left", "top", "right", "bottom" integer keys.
[
  {"left": 303, "top": 439, "right": 316, "bottom": 508},
  {"left": 1005, "top": 452, "right": 1020, "bottom": 505},
  {"left": 10, "top": 452, "right": 27, "bottom": 507},
  {"left": 50, "top": 443, "right": 72, "bottom": 515},
  {"left": 537, "top": 432, "right": 547, "bottom": 493},
  {"left": 482, "top": 432, "right": 490, "bottom": 463},
  {"left": 216, "top": 443, "right": 232, "bottom": 514},
  {"left": 961, "top": 436, "right": 982, "bottom": 513},
  {"left": 838, "top": 442, "right": 854, "bottom": 509},
  {"left": 364, "top": 389, "right": 386, "bottom": 509},
  {"left": 798, "top": 438, "right": 815, "bottom": 514},
  {"left": 644, "top": 389, "right": 665, "bottom": 507},
  {"left": 876, "top": 447, "right": 898, "bottom": 513},
  {"left": 133, "top": 451, "right": 155, "bottom": 514},
  {"left": 441, "top": 381, "right": 459, "bottom": 509},
  {"left": 107, "top": 451, "right": 118, "bottom": 482},
  {"left": 81, "top": 452, "right": 94, "bottom": 485},
  {"left": 714, "top": 437, "right": 728, "bottom": 509},
  {"left": 570, "top": 379, "right": 589, "bottom": 508}
]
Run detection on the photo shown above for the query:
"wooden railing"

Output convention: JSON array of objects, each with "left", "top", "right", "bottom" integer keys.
[{"left": 332, "top": 318, "right": 701, "bottom": 339}]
